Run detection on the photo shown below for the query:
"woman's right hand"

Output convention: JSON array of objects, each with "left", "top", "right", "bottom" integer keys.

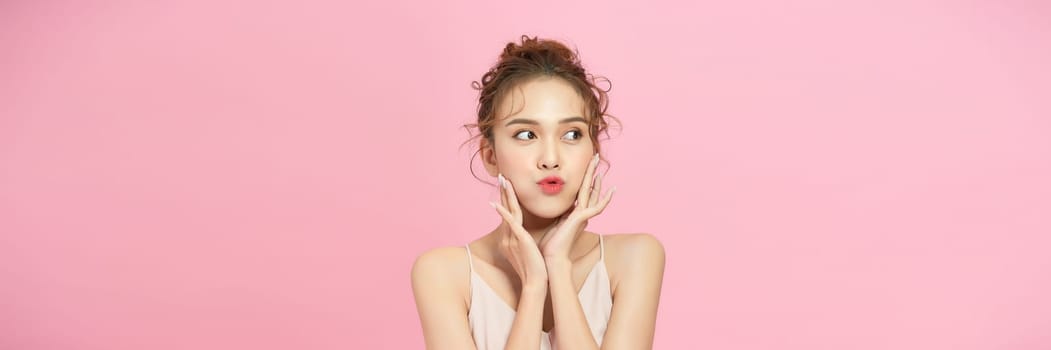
[{"left": 490, "top": 173, "right": 549, "bottom": 288}]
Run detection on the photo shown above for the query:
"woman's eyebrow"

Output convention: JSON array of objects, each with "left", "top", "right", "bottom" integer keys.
[{"left": 504, "top": 116, "right": 587, "bottom": 127}]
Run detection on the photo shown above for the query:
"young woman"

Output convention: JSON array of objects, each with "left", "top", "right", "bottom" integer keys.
[{"left": 412, "top": 35, "right": 665, "bottom": 350}]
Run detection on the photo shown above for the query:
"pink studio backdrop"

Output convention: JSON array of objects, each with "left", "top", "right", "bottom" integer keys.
[{"left": 2, "top": 1, "right": 1050, "bottom": 349}]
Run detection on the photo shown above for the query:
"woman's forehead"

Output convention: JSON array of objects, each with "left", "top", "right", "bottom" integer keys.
[{"left": 495, "top": 78, "right": 587, "bottom": 124}]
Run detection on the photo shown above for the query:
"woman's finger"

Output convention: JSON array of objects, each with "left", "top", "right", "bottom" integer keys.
[
  {"left": 589, "top": 186, "right": 616, "bottom": 217},
  {"left": 577, "top": 153, "right": 600, "bottom": 208},
  {"left": 502, "top": 174, "right": 523, "bottom": 222},
  {"left": 490, "top": 201, "right": 516, "bottom": 226},
  {"left": 498, "top": 174, "right": 510, "bottom": 215},
  {"left": 589, "top": 173, "right": 602, "bottom": 208}
]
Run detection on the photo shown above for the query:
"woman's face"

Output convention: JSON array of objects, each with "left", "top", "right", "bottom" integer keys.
[{"left": 483, "top": 77, "right": 596, "bottom": 219}]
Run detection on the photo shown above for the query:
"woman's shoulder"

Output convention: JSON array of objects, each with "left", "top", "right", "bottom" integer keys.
[
  {"left": 601, "top": 233, "right": 666, "bottom": 284},
  {"left": 410, "top": 244, "right": 473, "bottom": 311},
  {"left": 411, "top": 245, "right": 470, "bottom": 279},
  {"left": 602, "top": 232, "right": 665, "bottom": 258}
]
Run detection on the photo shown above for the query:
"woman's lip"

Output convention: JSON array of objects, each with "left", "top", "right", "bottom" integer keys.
[
  {"left": 539, "top": 183, "right": 563, "bottom": 195},
  {"left": 537, "top": 176, "right": 565, "bottom": 185}
]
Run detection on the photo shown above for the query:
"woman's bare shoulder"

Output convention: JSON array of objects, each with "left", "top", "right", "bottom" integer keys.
[
  {"left": 603, "top": 232, "right": 665, "bottom": 257},
  {"left": 601, "top": 233, "right": 666, "bottom": 287},
  {"left": 410, "top": 245, "right": 478, "bottom": 348},
  {"left": 411, "top": 245, "right": 472, "bottom": 311},
  {"left": 411, "top": 245, "right": 471, "bottom": 280}
]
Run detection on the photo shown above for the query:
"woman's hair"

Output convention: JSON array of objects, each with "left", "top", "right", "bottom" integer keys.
[{"left": 461, "top": 35, "right": 621, "bottom": 184}]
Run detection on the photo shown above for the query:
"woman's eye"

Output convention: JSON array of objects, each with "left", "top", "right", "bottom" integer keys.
[
  {"left": 513, "top": 129, "right": 583, "bottom": 141},
  {"left": 563, "top": 130, "right": 582, "bottom": 140},
  {"left": 513, "top": 130, "right": 536, "bottom": 140}
]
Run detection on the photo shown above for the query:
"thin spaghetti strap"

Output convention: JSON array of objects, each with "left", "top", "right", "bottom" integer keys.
[
  {"left": 465, "top": 244, "right": 475, "bottom": 273},
  {"left": 464, "top": 244, "right": 474, "bottom": 303}
]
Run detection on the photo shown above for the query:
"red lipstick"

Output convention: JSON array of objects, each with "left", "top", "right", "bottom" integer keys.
[{"left": 537, "top": 176, "right": 565, "bottom": 195}]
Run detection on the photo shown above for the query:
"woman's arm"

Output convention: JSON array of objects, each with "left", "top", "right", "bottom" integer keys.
[
  {"left": 504, "top": 283, "right": 548, "bottom": 350},
  {"left": 490, "top": 173, "right": 556, "bottom": 349},
  {"left": 411, "top": 246, "right": 551, "bottom": 350},
  {"left": 536, "top": 156, "right": 666, "bottom": 348},
  {"left": 596, "top": 233, "right": 666, "bottom": 349},
  {"left": 548, "top": 233, "right": 665, "bottom": 349},
  {"left": 547, "top": 257, "right": 601, "bottom": 349},
  {"left": 411, "top": 247, "right": 478, "bottom": 350}
]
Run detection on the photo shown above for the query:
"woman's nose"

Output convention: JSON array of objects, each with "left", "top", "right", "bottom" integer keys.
[{"left": 538, "top": 148, "right": 560, "bottom": 169}]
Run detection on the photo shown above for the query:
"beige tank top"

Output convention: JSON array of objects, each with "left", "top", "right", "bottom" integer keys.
[{"left": 465, "top": 235, "right": 612, "bottom": 350}]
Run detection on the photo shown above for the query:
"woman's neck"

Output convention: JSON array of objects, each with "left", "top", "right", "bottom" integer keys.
[
  {"left": 495, "top": 215, "right": 556, "bottom": 245},
  {"left": 485, "top": 209, "right": 594, "bottom": 273}
]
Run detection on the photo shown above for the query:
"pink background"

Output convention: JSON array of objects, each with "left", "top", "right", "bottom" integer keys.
[{"left": 3, "top": 0, "right": 1050, "bottom": 349}]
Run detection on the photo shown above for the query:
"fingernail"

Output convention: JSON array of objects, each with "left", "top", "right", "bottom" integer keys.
[
  {"left": 489, "top": 201, "right": 496, "bottom": 208},
  {"left": 612, "top": 186, "right": 617, "bottom": 193},
  {"left": 497, "top": 174, "right": 504, "bottom": 188},
  {"left": 593, "top": 153, "right": 600, "bottom": 162}
]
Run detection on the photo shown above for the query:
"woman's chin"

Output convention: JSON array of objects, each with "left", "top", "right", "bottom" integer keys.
[{"left": 522, "top": 201, "right": 573, "bottom": 220}]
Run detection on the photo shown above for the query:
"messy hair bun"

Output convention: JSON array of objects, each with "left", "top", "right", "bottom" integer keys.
[{"left": 462, "top": 35, "right": 620, "bottom": 184}]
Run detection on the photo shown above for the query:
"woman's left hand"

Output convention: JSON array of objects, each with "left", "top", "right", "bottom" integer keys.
[{"left": 539, "top": 153, "right": 616, "bottom": 261}]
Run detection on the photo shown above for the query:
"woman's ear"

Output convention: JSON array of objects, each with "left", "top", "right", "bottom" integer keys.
[{"left": 481, "top": 138, "right": 498, "bottom": 177}]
